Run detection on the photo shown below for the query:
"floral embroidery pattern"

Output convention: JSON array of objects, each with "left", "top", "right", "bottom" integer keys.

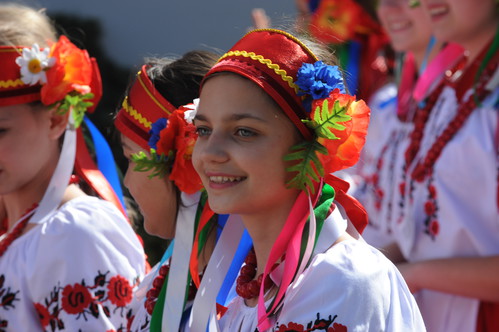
[
  {"left": 32, "top": 271, "right": 135, "bottom": 331},
  {"left": 276, "top": 313, "right": 347, "bottom": 332},
  {"left": 0, "top": 274, "right": 20, "bottom": 332},
  {"left": 422, "top": 176, "right": 439, "bottom": 240}
]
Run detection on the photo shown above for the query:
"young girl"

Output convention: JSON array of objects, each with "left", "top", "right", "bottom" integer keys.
[
  {"left": 115, "top": 51, "right": 250, "bottom": 331},
  {"left": 385, "top": 0, "right": 499, "bottom": 331},
  {"left": 190, "top": 29, "right": 425, "bottom": 331},
  {"left": 356, "top": 0, "right": 461, "bottom": 248},
  {"left": 0, "top": 3, "right": 145, "bottom": 331}
]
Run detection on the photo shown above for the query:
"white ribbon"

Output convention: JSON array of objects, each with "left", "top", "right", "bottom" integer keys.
[
  {"left": 30, "top": 113, "right": 76, "bottom": 224},
  {"left": 163, "top": 191, "right": 200, "bottom": 332},
  {"left": 188, "top": 214, "right": 245, "bottom": 332}
]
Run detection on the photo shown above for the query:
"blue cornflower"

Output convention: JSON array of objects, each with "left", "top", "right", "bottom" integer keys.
[
  {"left": 296, "top": 61, "right": 346, "bottom": 102},
  {"left": 148, "top": 118, "right": 168, "bottom": 150}
]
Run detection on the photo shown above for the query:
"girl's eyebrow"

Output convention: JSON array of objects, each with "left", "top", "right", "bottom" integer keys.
[{"left": 194, "top": 113, "right": 267, "bottom": 123}]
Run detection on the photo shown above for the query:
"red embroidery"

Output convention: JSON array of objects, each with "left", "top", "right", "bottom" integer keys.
[
  {"left": 34, "top": 303, "right": 51, "bottom": 328},
  {"left": 61, "top": 283, "right": 93, "bottom": 314},
  {"left": 422, "top": 176, "right": 440, "bottom": 240},
  {"left": 277, "top": 313, "right": 348, "bottom": 332},
  {"left": 30, "top": 271, "right": 135, "bottom": 331},
  {"left": 107, "top": 275, "right": 133, "bottom": 307}
]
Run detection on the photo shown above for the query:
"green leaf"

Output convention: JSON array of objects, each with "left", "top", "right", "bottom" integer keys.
[
  {"left": 284, "top": 140, "right": 328, "bottom": 194},
  {"left": 130, "top": 149, "right": 172, "bottom": 179},
  {"left": 55, "top": 92, "right": 95, "bottom": 128},
  {"left": 303, "top": 99, "right": 352, "bottom": 139}
]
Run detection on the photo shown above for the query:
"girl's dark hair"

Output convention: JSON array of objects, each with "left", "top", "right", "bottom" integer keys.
[{"left": 145, "top": 50, "right": 220, "bottom": 108}]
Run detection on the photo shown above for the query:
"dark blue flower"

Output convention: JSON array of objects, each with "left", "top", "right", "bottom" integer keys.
[
  {"left": 148, "top": 118, "right": 168, "bottom": 150},
  {"left": 296, "top": 61, "right": 346, "bottom": 103}
]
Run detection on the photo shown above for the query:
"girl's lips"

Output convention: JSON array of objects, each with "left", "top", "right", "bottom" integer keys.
[
  {"left": 205, "top": 173, "right": 247, "bottom": 190},
  {"left": 387, "top": 20, "right": 412, "bottom": 32}
]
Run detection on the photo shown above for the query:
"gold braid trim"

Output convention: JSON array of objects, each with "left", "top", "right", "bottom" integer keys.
[
  {"left": 0, "top": 79, "right": 24, "bottom": 88},
  {"left": 218, "top": 50, "right": 299, "bottom": 93},
  {"left": 122, "top": 97, "right": 152, "bottom": 129}
]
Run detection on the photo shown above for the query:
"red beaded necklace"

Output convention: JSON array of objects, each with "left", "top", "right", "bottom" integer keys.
[
  {"left": 405, "top": 46, "right": 499, "bottom": 182},
  {"left": 144, "top": 264, "right": 198, "bottom": 315},
  {"left": 235, "top": 249, "right": 275, "bottom": 300},
  {"left": 0, "top": 203, "right": 39, "bottom": 258}
]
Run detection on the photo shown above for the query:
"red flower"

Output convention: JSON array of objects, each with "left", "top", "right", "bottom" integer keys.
[
  {"left": 41, "top": 35, "right": 93, "bottom": 105},
  {"left": 424, "top": 201, "right": 436, "bottom": 216},
  {"left": 309, "top": 0, "right": 380, "bottom": 44},
  {"left": 156, "top": 106, "right": 203, "bottom": 194},
  {"left": 315, "top": 90, "right": 370, "bottom": 173},
  {"left": 34, "top": 303, "right": 51, "bottom": 327},
  {"left": 277, "top": 322, "right": 305, "bottom": 332},
  {"left": 107, "top": 275, "right": 133, "bottom": 307},
  {"left": 329, "top": 322, "right": 348, "bottom": 332},
  {"left": 61, "top": 283, "right": 93, "bottom": 314},
  {"left": 429, "top": 220, "right": 440, "bottom": 236}
]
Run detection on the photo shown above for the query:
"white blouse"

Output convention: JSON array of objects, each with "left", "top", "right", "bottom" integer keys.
[{"left": 0, "top": 196, "right": 146, "bottom": 331}]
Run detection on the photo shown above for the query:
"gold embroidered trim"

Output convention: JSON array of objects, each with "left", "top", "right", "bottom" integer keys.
[
  {"left": 122, "top": 97, "right": 152, "bottom": 129},
  {"left": 218, "top": 50, "right": 299, "bottom": 92},
  {"left": 0, "top": 79, "right": 24, "bottom": 88}
]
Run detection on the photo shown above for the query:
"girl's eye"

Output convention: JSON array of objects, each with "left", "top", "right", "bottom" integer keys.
[
  {"left": 195, "top": 126, "right": 211, "bottom": 137},
  {"left": 236, "top": 128, "right": 256, "bottom": 138}
]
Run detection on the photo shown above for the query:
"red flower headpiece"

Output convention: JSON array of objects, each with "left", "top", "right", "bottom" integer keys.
[
  {"left": 115, "top": 65, "right": 176, "bottom": 150},
  {"left": 308, "top": 0, "right": 383, "bottom": 44},
  {"left": 203, "top": 29, "right": 370, "bottom": 193},
  {"left": 0, "top": 36, "right": 102, "bottom": 127},
  {"left": 129, "top": 100, "right": 202, "bottom": 194}
]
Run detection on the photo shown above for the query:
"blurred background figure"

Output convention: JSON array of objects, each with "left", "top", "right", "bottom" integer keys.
[
  {"left": 353, "top": 0, "right": 449, "bottom": 248},
  {"left": 382, "top": 0, "right": 499, "bottom": 331}
]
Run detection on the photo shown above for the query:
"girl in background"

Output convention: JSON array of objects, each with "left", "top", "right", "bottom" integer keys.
[{"left": 0, "top": 3, "right": 145, "bottom": 331}]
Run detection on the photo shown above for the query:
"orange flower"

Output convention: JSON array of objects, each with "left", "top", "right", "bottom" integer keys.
[
  {"left": 315, "top": 90, "right": 370, "bottom": 173},
  {"left": 310, "top": 0, "right": 361, "bottom": 43},
  {"left": 41, "top": 36, "right": 93, "bottom": 105}
]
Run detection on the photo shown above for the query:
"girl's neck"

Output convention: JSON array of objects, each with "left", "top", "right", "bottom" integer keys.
[
  {"left": 240, "top": 193, "right": 298, "bottom": 276},
  {"left": 412, "top": 39, "right": 444, "bottom": 72},
  {"left": 461, "top": 21, "right": 498, "bottom": 64}
]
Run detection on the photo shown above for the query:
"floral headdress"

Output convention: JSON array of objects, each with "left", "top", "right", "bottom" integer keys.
[
  {"left": 115, "top": 66, "right": 202, "bottom": 194},
  {"left": 0, "top": 35, "right": 101, "bottom": 127},
  {"left": 198, "top": 29, "right": 370, "bottom": 331},
  {"left": 0, "top": 36, "right": 128, "bottom": 217}
]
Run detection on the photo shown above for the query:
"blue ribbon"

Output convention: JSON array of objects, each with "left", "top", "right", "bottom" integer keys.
[{"left": 83, "top": 116, "right": 126, "bottom": 212}]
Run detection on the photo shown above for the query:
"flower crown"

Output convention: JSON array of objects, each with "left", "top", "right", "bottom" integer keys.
[
  {"left": 286, "top": 61, "right": 370, "bottom": 193},
  {"left": 131, "top": 100, "right": 202, "bottom": 194},
  {"left": 13, "top": 35, "right": 101, "bottom": 127}
]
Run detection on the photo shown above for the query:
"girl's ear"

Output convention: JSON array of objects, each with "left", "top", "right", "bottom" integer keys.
[{"left": 48, "top": 108, "right": 69, "bottom": 140}]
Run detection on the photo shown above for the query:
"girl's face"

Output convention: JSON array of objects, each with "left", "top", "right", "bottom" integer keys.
[
  {"left": 193, "top": 74, "right": 301, "bottom": 218},
  {"left": 121, "top": 135, "right": 178, "bottom": 239},
  {"left": 377, "top": 0, "right": 434, "bottom": 54},
  {"left": 0, "top": 104, "right": 61, "bottom": 196},
  {"left": 421, "top": 0, "right": 497, "bottom": 45}
]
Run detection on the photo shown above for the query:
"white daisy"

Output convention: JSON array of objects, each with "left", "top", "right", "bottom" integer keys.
[
  {"left": 15, "top": 44, "right": 55, "bottom": 86},
  {"left": 184, "top": 98, "right": 199, "bottom": 124}
]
